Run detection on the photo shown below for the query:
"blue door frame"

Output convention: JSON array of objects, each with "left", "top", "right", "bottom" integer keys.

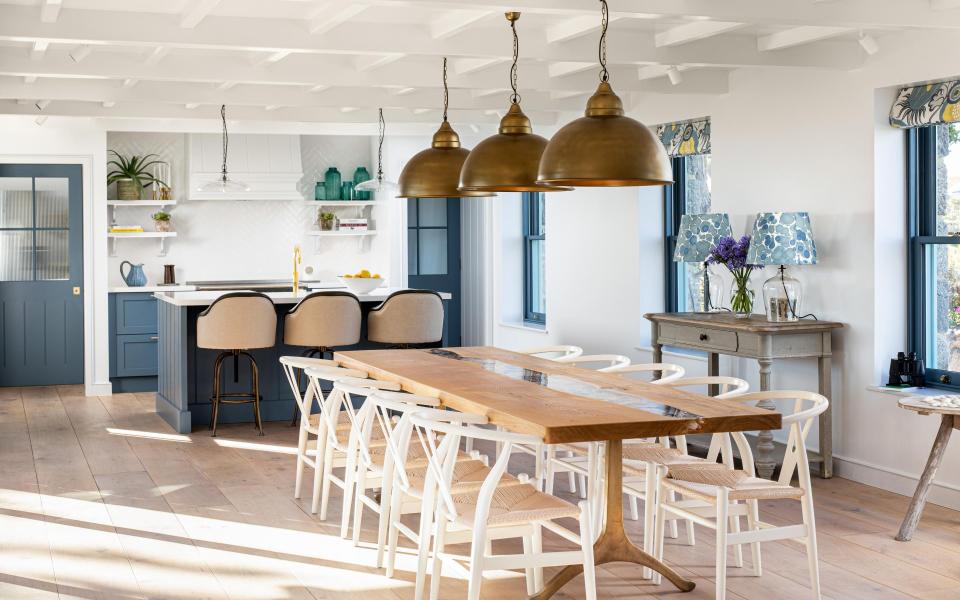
[
  {"left": 407, "top": 198, "right": 461, "bottom": 346},
  {"left": 0, "top": 164, "right": 84, "bottom": 386}
]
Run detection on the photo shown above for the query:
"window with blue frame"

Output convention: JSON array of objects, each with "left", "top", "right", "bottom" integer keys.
[
  {"left": 663, "top": 154, "right": 712, "bottom": 312},
  {"left": 908, "top": 123, "right": 960, "bottom": 387},
  {"left": 522, "top": 192, "right": 546, "bottom": 325}
]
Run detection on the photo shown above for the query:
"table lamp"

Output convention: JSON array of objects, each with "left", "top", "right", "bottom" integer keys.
[
  {"left": 673, "top": 213, "right": 732, "bottom": 312},
  {"left": 746, "top": 211, "right": 818, "bottom": 322}
]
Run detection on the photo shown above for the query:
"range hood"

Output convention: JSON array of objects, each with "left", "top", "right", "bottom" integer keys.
[{"left": 187, "top": 133, "right": 303, "bottom": 201}]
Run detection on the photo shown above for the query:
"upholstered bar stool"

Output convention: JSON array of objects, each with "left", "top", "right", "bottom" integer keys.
[
  {"left": 197, "top": 292, "right": 277, "bottom": 436},
  {"left": 367, "top": 290, "right": 444, "bottom": 348},
  {"left": 284, "top": 291, "right": 362, "bottom": 423}
]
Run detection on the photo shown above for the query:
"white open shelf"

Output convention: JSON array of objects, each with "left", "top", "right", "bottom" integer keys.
[
  {"left": 307, "top": 229, "right": 376, "bottom": 250},
  {"left": 107, "top": 200, "right": 178, "bottom": 207},
  {"left": 304, "top": 200, "right": 383, "bottom": 207},
  {"left": 108, "top": 231, "right": 177, "bottom": 257}
]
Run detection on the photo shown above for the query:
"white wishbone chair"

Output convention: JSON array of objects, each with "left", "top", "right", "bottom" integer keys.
[
  {"left": 653, "top": 390, "right": 827, "bottom": 600},
  {"left": 517, "top": 345, "right": 583, "bottom": 360},
  {"left": 554, "top": 353, "right": 631, "bottom": 372},
  {"left": 299, "top": 368, "right": 400, "bottom": 530},
  {"left": 606, "top": 361, "right": 686, "bottom": 383},
  {"left": 279, "top": 357, "right": 367, "bottom": 503},
  {"left": 410, "top": 413, "right": 597, "bottom": 600}
]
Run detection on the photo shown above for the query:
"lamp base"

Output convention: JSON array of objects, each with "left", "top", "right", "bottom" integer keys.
[
  {"left": 687, "top": 264, "right": 724, "bottom": 313},
  {"left": 761, "top": 265, "right": 802, "bottom": 322}
]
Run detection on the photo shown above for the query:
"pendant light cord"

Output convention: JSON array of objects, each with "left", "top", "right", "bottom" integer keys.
[
  {"left": 219, "top": 104, "right": 229, "bottom": 183},
  {"left": 442, "top": 57, "right": 449, "bottom": 122},
  {"left": 376, "top": 107, "right": 385, "bottom": 181},
  {"left": 598, "top": 0, "right": 609, "bottom": 83},
  {"left": 509, "top": 16, "right": 521, "bottom": 105}
]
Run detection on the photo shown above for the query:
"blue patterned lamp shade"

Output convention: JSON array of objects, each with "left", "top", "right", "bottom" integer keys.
[
  {"left": 746, "top": 212, "right": 818, "bottom": 266},
  {"left": 673, "top": 213, "right": 733, "bottom": 263}
]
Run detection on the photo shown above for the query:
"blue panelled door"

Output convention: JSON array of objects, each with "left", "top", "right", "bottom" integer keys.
[
  {"left": 0, "top": 164, "right": 84, "bottom": 386},
  {"left": 407, "top": 198, "right": 462, "bottom": 346}
]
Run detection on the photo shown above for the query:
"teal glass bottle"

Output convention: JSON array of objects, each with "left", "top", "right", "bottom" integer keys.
[
  {"left": 324, "top": 167, "right": 341, "bottom": 200},
  {"left": 314, "top": 181, "right": 326, "bottom": 201},
  {"left": 353, "top": 166, "right": 371, "bottom": 200}
]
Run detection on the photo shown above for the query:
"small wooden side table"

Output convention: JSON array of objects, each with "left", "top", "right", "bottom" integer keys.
[
  {"left": 896, "top": 398, "right": 959, "bottom": 541},
  {"left": 646, "top": 312, "right": 843, "bottom": 479}
]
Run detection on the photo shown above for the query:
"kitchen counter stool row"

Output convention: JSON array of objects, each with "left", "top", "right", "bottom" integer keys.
[{"left": 198, "top": 289, "right": 444, "bottom": 436}]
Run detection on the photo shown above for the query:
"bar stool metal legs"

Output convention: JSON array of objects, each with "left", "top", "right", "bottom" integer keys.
[{"left": 210, "top": 349, "right": 264, "bottom": 437}]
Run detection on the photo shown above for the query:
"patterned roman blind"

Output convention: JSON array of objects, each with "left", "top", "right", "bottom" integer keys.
[
  {"left": 655, "top": 117, "right": 711, "bottom": 157},
  {"left": 890, "top": 80, "right": 960, "bottom": 128}
]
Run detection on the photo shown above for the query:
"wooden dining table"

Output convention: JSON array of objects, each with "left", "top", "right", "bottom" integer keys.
[{"left": 335, "top": 346, "right": 782, "bottom": 598}]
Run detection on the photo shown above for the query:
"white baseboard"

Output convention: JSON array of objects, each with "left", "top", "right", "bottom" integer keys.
[
  {"left": 833, "top": 454, "right": 960, "bottom": 511},
  {"left": 85, "top": 381, "right": 112, "bottom": 396}
]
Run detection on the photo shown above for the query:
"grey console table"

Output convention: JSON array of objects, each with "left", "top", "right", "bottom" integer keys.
[{"left": 646, "top": 312, "right": 843, "bottom": 479}]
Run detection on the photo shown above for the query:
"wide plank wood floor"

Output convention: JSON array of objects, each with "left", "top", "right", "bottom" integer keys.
[{"left": 1, "top": 385, "right": 958, "bottom": 599}]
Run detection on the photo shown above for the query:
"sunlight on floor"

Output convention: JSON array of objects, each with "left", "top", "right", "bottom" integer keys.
[
  {"left": 212, "top": 438, "right": 299, "bottom": 455},
  {"left": 105, "top": 427, "right": 193, "bottom": 443}
]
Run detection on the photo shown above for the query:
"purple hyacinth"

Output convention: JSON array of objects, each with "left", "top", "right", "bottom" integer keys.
[{"left": 707, "top": 235, "right": 762, "bottom": 271}]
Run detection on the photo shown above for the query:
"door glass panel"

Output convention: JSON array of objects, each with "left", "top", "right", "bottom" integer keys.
[
  {"left": 407, "top": 200, "right": 418, "bottom": 227},
  {"left": 529, "top": 238, "right": 545, "bottom": 315},
  {"left": 35, "top": 178, "right": 70, "bottom": 228},
  {"left": 408, "top": 229, "right": 418, "bottom": 275},
  {"left": 418, "top": 229, "right": 447, "bottom": 275},
  {"left": 0, "top": 178, "right": 34, "bottom": 228},
  {"left": 35, "top": 230, "right": 69, "bottom": 280},
  {"left": 0, "top": 230, "right": 35, "bottom": 281},
  {"left": 418, "top": 198, "right": 447, "bottom": 227}
]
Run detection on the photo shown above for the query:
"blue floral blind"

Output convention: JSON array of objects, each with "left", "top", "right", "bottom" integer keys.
[
  {"left": 655, "top": 117, "right": 711, "bottom": 157},
  {"left": 890, "top": 80, "right": 960, "bottom": 128}
]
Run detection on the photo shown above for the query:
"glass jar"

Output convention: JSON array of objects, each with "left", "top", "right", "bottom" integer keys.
[
  {"left": 687, "top": 264, "right": 724, "bottom": 312},
  {"left": 353, "top": 166, "right": 371, "bottom": 200},
  {"left": 341, "top": 181, "right": 355, "bottom": 201},
  {"left": 314, "top": 181, "right": 326, "bottom": 201},
  {"left": 762, "top": 266, "right": 803, "bottom": 322},
  {"left": 324, "top": 167, "right": 341, "bottom": 200}
]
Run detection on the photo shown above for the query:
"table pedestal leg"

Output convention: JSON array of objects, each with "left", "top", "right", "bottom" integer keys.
[
  {"left": 531, "top": 440, "right": 695, "bottom": 599},
  {"left": 896, "top": 414, "right": 955, "bottom": 542},
  {"left": 755, "top": 358, "right": 777, "bottom": 479}
]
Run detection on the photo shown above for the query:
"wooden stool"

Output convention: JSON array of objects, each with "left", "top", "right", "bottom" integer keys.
[
  {"left": 284, "top": 291, "right": 362, "bottom": 423},
  {"left": 197, "top": 292, "right": 277, "bottom": 436},
  {"left": 367, "top": 290, "right": 444, "bottom": 348}
]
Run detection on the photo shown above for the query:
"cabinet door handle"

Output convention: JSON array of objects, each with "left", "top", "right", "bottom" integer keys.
[
  {"left": 149, "top": 336, "right": 159, "bottom": 341},
  {"left": 699, "top": 333, "right": 709, "bottom": 341}
]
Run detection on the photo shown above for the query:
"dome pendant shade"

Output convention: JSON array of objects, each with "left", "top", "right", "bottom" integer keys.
[
  {"left": 458, "top": 103, "right": 572, "bottom": 193},
  {"left": 397, "top": 120, "right": 493, "bottom": 198},
  {"left": 537, "top": 81, "right": 673, "bottom": 187}
]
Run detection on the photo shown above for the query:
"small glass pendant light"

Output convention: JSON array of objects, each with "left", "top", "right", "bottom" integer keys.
[
  {"left": 537, "top": 0, "right": 672, "bottom": 187},
  {"left": 458, "top": 12, "right": 571, "bottom": 193},
  {"left": 355, "top": 108, "right": 397, "bottom": 195},
  {"left": 397, "top": 58, "right": 493, "bottom": 198},
  {"left": 198, "top": 104, "right": 250, "bottom": 193}
]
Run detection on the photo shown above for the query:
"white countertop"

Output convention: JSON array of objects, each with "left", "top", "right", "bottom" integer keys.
[
  {"left": 154, "top": 287, "right": 452, "bottom": 307},
  {"left": 111, "top": 285, "right": 197, "bottom": 293}
]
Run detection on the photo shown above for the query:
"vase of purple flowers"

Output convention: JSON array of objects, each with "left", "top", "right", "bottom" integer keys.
[{"left": 708, "top": 235, "right": 762, "bottom": 318}]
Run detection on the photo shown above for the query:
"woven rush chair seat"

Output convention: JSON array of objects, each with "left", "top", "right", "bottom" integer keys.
[
  {"left": 663, "top": 465, "right": 806, "bottom": 502},
  {"left": 307, "top": 415, "right": 389, "bottom": 446},
  {"left": 450, "top": 482, "right": 582, "bottom": 528},
  {"left": 405, "top": 458, "right": 524, "bottom": 495},
  {"left": 620, "top": 443, "right": 721, "bottom": 476}
]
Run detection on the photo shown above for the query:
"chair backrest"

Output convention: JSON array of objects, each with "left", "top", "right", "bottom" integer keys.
[
  {"left": 658, "top": 376, "right": 749, "bottom": 398},
  {"left": 367, "top": 290, "right": 444, "bottom": 345},
  {"left": 555, "top": 353, "right": 631, "bottom": 372},
  {"left": 279, "top": 357, "right": 368, "bottom": 423},
  {"left": 283, "top": 291, "right": 361, "bottom": 348},
  {"left": 606, "top": 362, "right": 685, "bottom": 383},
  {"left": 301, "top": 369, "right": 401, "bottom": 450},
  {"left": 409, "top": 412, "right": 542, "bottom": 527},
  {"left": 196, "top": 292, "right": 277, "bottom": 350},
  {"left": 725, "top": 391, "right": 829, "bottom": 487},
  {"left": 518, "top": 345, "right": 583, "bottom": 361}
]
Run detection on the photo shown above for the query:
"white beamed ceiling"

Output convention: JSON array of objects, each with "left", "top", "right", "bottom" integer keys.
[{"left": 0, "top": 0, "right": 955, "bottom": 124}]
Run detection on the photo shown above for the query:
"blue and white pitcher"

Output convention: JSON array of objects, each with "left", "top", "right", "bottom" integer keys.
[{"left": 120, "top": 261, "right": 148, "bottom": 287}]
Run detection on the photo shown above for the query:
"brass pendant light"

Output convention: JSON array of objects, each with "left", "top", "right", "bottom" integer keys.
[
  {"left": 458, "top": 12, "right": 570, "bottom": 193},
  {"left": 397, "top": 58, "right": 493, "bottom": 198},
  {"left": 537, "top": 0, "right": 672, "bottom": 187}
]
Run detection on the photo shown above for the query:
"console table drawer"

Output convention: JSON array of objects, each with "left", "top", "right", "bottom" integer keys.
[{"left": 658, "top": 323, "right": 739, "bottom": 352}]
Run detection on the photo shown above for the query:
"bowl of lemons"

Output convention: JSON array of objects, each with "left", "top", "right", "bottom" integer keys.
[{"left": 339, "top": 270, "right": 383, "bottom": 294}]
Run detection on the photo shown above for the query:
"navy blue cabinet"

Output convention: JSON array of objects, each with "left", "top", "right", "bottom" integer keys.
[{"left": 109, "top": 293, "right": 159, "bottom": 392}]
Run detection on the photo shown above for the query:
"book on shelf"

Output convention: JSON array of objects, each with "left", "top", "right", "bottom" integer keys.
[
  {"left": 338, "top": 218, "right": 368, "bottom": 231},
  {"left": 110, "top": 225, "right": 145, "bottom": 233}
]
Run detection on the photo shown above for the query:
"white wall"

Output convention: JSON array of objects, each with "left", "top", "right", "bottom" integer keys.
[{"left": 484, "top": 29, "right": 960, "bottom": 509}]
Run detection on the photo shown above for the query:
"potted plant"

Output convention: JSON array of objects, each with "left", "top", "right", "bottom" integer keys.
[
  {"left": 107, "top": 150, "right": 168, "bottom": 200},
  {"left": 151, "top": 211, "right": 172, "bottom": 232},
  {"left": 319, "top": 211, "right": 336, "bottom": 231}
]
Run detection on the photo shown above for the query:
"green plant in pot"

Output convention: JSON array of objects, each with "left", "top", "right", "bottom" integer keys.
[
  {"left": 152, "top": 211, "right": 172, "bottom": 233},
  {"left": 319, "top": 211, "right": 336, "bottom": 231},
  {"left": 108, "top": 151, "right": 168, "bottom": 200}
]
